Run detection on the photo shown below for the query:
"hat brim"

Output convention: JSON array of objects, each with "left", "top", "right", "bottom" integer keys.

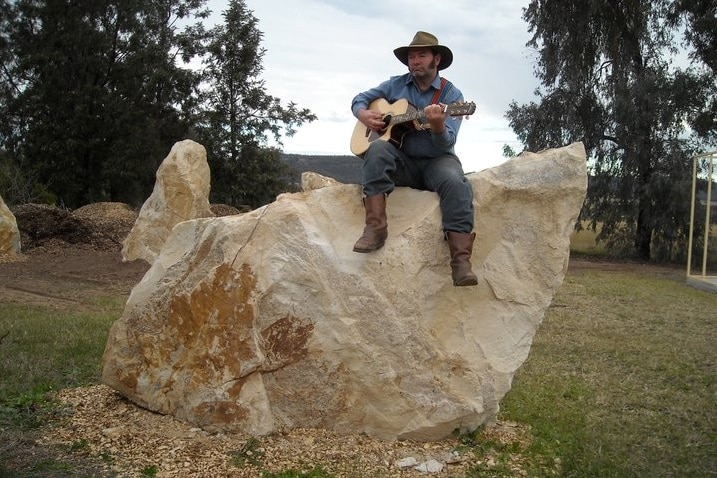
[{"left": 393, "top": 45, "right": 453, "bottom": 70}]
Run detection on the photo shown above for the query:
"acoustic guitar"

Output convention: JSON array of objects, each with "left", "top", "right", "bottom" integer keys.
[{"left": 350, "top": 98, "right": 476, "bottom": 156}]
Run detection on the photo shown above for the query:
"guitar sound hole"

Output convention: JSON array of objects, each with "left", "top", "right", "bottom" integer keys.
[{"left": 380, "top": 115, "right": 391, "bottom": 133}]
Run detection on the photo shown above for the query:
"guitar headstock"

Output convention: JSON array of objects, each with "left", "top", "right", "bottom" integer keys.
[{"left": 446, "top": 101, "right": 477, "bottom": 117}]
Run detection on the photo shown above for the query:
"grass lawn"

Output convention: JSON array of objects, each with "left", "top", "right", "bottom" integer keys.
[{"left": 501, "top": 262, "right": 717, "bottom": 477}]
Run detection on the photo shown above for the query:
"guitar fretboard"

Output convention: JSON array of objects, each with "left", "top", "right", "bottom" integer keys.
[{"left": 388, "top": 103, "right": 474, "bottom": 126}]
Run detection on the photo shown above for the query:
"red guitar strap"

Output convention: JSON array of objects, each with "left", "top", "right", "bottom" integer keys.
[{"left": 431, "top": 77, "right": 448, "bottom": 104}]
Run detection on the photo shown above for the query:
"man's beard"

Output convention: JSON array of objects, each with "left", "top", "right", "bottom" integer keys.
[{"left": 410, "top": 61, "right": 438, "bottom": 82}]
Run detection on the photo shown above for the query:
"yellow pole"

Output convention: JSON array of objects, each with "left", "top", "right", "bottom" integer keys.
[
  {"left": 703, "top": 156, "right": 714, "bottom": 277},
  {"left": 687, "top": 156, "right": 697, "bottom": 277}
]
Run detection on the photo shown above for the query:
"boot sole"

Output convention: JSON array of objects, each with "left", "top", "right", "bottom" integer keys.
[
  {"left": 353, "top": 242, "right": 385, "bottom": 253},
  {"left": 454, "top": 278, "right": 478, "bottom": 286}
]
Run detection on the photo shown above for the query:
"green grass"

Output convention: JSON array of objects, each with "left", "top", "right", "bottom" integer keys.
[
  {"left": 0, "top": 302, "right": 120, "bottom": 402},
  {"left": 499, "top": 266, "right": 717, "bottom": 477},
  {"left": 0, "top": 300, "right": 123, "bottom": 477},
  {"left": 229, "top": 436, "right": 265, "bottom": 467},
  {"left": 570, "top": 227, "right": 608, "bottom": 257},
  {"left": 261, "top": 466, "right": 334, "bottom": 478}
]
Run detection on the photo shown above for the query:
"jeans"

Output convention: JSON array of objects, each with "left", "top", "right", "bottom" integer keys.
[{"left": 361, "top": 140, "right": 474, "bottom": 233}]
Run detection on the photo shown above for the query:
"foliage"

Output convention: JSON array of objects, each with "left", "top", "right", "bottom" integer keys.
[
  {"left": 261, "top": 466, "right": 334, "bottom": 478},
  {"left": 141, "top": 465, "right": 158, "bottom": 476},
  {"left": 229, "top": 436, "right": 264, "bottom": 468},
  {"left": 196, "top": 0, "right": 315, "bottom": 208},
  {"left": 0, "top": 151, "right": 55, "bottom": 205},
  {"left": 0, "top": 0, "right": 314, "bottom": 210},
  {"left": 0, "top": 0, "right": 211, "bottom": 208},
  {"left": 506, "top": 0, "right": 717, "bottom": 261},
  {"left": 501, "top": 144, "right": 518, "bottom": 158}
]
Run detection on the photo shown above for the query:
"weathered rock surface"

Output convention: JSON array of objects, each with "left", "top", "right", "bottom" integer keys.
[
  {"left": 0, "top": 195, "right": 21, "bottom": 256},
  {"left": 102, "top": 142, "right": 588, "bottom": 441},
  {"left": 122, "top": 140, "right": 213, "bottom": 264}
]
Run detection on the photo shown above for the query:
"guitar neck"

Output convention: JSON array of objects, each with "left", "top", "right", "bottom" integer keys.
[
  {"left": 389, "top": 102, "right": 472, "bottom": 126},
  {"left": 390, "top": 109, "right": 424, "bottom": 126}
]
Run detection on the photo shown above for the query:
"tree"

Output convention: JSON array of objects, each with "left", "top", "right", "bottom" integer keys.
[
  {"left": 196, "top": 0, "right": 316, "bottom": 208},
  {"left": 0, "top": 0, "right": 209, "bottom": 207},
  {"left": 505, "top": 0, "right": 716, "bottom": 261},
  {"left": 670, "top": 0, "right": 717, "bottom": 141},
  {"left": 1, "top": 0, "right": 315, "bottom": 209}
]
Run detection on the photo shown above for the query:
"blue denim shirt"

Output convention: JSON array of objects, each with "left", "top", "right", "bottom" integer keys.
[{"left": 351, "top": 73, "right": 464, "bottom": 158}]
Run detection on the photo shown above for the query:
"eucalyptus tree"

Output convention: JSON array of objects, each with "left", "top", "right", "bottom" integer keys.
[
  {"left": 506, "top": 0, "right": 716, "bottom": 260},
  {"left": 197, "top": 0, "right": 316, "bottom": 208}
]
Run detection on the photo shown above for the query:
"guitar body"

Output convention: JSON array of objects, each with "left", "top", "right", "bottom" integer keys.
[
  {"left": 350, "top": 98, "right": 416, "bottom": 156},
  {"left": 349, "top": 98, "right": 476, "bottom": 157}
]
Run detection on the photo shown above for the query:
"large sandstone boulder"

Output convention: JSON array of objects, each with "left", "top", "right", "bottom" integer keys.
[
  {"left": 122, "top": 140, "right": 214, "bottom": 264},
  {"left": 0, "top": 194, "right": 21, "bottom": 256},
  {"left": 102, "top": 142, "right": 588, "bottom": 441}
]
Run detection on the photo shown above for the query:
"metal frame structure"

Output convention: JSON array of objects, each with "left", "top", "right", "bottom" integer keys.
[{"left": 687, "top": 151, "right": 717, "bottom": 292}]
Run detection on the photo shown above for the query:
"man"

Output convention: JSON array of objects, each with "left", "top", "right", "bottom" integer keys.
[{"left": 350, "top": 31, "right": 478, "bottom": 286}]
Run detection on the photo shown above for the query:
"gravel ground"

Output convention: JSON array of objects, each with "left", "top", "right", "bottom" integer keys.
[{"left": 39, "top": 385, "right": 531, "bottom": 477}]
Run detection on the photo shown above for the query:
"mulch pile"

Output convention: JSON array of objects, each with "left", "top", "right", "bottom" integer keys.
[
  {"left": 10, "top": 201, "right": 247, "bottom": 255},
  {"left": 11, "top": 202, "right": 138, "bottom": 253}
]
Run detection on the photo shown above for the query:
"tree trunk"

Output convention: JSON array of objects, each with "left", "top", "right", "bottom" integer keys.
[{"left": 635, "top": 198, "right": 651, "bottom": 260}]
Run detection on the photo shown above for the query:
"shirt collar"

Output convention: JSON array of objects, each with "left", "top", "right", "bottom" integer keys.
[{"left": 405, "top": 73, "right": 443, "bottom": 90}]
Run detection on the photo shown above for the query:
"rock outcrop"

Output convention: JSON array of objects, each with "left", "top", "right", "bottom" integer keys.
[
  {"left": 0, "top": 195, "right": 21, "bottom": 256},
  {"left": 103, "top": 142, "right": 588, "bottom": 441},
  {"left": 122, "top": 140, "right": 213, "bottom": 264}
]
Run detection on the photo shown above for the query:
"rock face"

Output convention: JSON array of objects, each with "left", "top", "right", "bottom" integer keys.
[
  {"left": 102, "top": 142, "right": 588, "bottom": 441},
  {"left": 122, "top": 140, "right": 213, "bottom": 264},
  {"left": 0, "top": 195, "right": 21, "bottom": 256}
]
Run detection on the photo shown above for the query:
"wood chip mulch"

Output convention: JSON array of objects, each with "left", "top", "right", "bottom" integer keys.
[{"left": 39, "top": 385, "right": 532, "bottom": 477}]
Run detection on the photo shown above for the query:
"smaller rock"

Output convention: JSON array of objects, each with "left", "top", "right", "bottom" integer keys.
[
  {"left": 396, "top": 457, "right": 418, "bottom": 469},
  {"left": 122, "top": 139, "right": 213, "bottom": 264},
  {"left": 102, "top": 427, "right": 124, "bottom": 439},
  {"left": 444, "top": 450, "right": 465, "bottom": 464},
  {"left": 301, "top": 171, "right": 342, "bottom": 191},
  {"left": 0, "top": 195, "right": 21, "bottom": 256},
  {"left": 415, "top": 459, "right": 445, "bottom": 473}
]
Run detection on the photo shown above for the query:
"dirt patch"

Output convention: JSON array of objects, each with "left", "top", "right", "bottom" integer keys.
[
  {"left": 0, "top": 247, "right": 148, "bottom": 310},
  {"left": 1, "top": 201, "right": 248, "bottom": 309},
  {"left": 567, "top": 254, "right": 685, "bottom": 279},
  {"left": 1, "top": 202, "right": 149, "bottom": 310}
]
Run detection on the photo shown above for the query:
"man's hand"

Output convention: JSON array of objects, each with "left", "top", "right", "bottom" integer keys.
[
  {"left": 358, "top": 108, "right": 386, "bottom": 132},
  {"left": 424, "top": 103, "right": 447, "bottom": 133}
]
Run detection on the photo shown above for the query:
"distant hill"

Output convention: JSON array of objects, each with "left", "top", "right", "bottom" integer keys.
[{"left": 282, "top": 153, "right": 362, "bottom": 185}]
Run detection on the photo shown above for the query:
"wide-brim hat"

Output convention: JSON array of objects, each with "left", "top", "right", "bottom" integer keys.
[{"left": 393, "top": 31, "right": 453, "bottom": 70}]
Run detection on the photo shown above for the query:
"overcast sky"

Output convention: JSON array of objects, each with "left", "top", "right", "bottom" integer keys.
[{"left": 204, "top": 0, "right": 541, "bottom": 172}]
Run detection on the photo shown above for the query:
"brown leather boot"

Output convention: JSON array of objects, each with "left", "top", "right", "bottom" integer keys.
[
  {"left": 446, "top": 231, "right": 478, "bottom": 286},
  {"left": 353, "top": 194, "right": 388, "bottom": 253}
]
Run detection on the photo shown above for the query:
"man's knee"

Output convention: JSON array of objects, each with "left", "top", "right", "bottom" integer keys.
[{"left": 365, "top": 140, "right": 400, "bottom": 158}]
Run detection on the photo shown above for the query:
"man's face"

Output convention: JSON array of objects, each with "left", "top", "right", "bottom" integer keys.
[{"left": 407, "top": 47, "right": 440, "bottom": 81}]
